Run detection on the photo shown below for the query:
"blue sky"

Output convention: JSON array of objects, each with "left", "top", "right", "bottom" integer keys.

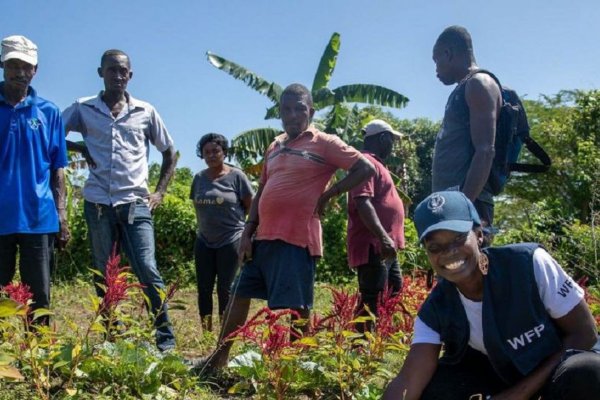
[{"left": 4, "top": 1, "right": 600, "bottom": 171}]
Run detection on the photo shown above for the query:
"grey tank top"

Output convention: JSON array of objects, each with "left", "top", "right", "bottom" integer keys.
[{"left": 432, "top": 77, "right": 493, "bottom": 204}]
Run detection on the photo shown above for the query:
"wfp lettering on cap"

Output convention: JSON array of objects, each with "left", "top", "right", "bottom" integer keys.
[
  {"left": 414, "top": 191, "right": 481, "bottom": 241},
  {"left": 1, "top": 35, "right": 38, "bottom": 66}
]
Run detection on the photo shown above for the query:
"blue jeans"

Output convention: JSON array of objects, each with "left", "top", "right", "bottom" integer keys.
[{"left": 84, "top": 200, "right": 175, "bottom": 351}]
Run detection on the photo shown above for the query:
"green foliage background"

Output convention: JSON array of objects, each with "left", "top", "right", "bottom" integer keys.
[
  {"left": 55, "top": 164, "right": 198, "bottom": 285},
  {"left": 56, "top": 90, "right": 600, "bottom": 286}
]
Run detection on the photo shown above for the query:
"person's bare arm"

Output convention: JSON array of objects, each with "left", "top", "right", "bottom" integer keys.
[
  {"left": 314, "top": 156, "right": 375, "bottom": 216},
  {"left": 462, "top": 74, "right": 501, "bottom": 201},
  {"left": 241, "top": 194, "right": 253, "bottom": 217},
  {"left": 491, "top": 301, "right": 598, "bottom": 400},
  {"left": 148, "top": 145, "right": 177, "bottom": 211},
  {"left": 51, "top": 168, "right": 70, "bottom": 249},
  {"left": 66, "top": 140, "right": 96, "bottom": 169},
  {"left": 238, "top": 184, "right": 263, "bottom": 263},
  {"left": 354, "top": 196, "right": 396, "bottom": 259},
  {"left": 383, "top": 343, "right": 441, "bottom": 400}
]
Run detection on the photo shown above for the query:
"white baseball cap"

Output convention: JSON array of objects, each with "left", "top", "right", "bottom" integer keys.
[
  {"left": 362, "top": 119, "right": 403, "bottom": 139},
  {"left": 1, "top": 35, "right": 38, "bottom": 66}
]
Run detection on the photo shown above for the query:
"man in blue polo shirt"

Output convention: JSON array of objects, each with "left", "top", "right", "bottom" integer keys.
[{"left": 0, "top": 35, "right": 70, "bottom": 322}]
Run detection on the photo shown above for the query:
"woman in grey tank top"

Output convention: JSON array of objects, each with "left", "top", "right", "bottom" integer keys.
[{"left": 190, "top": 134, "right": 254, "bottom": 332}]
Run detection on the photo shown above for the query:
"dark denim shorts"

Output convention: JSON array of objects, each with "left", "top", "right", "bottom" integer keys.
[{"left": 232, "top": 240, "right": 316, "bottom": 309}]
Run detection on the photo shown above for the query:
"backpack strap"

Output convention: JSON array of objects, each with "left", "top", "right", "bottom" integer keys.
[
  {"left": 470, "top": 69, "right": 552, "bottom": 174},
  {"left": 510, "top": 136, "right": 551, "bottom": 173},
  {"left": 468, "top": 69, "right": 503, "bottom": 90}
]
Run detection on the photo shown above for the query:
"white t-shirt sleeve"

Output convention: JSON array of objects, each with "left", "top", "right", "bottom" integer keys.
[
  {"left": 412, "top": 316, "right": 442, "bottom": 345},
  {"left": 533, "top": 248, "right": 584, "bottom": 319}
]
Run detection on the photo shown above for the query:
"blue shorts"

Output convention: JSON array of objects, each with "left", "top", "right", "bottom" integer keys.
[{"left": 232, "top": 240, "right": 316, "bottom": 309}]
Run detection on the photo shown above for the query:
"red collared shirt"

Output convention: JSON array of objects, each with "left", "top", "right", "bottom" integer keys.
[
  {"left": 256, "top": 126, "right": 362, "bottom": 256},
  {"left": 347, "top": 152, "right": 405, "bottom": 267}
]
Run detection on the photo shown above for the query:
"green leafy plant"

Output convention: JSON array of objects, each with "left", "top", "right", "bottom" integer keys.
[
  {"left": 0, "top": 254, "right": 194, "bottom": 399},
  {"left": 223, "top": 275, "right": 431, "bottom": 399},
  {"left": 206, "top": 32, "right": 408, "bottom": 174},
  {"left": 226, "top": 308, "right": 316, "bottom": 399},
  {"left": 0, "top": 283, "right": 53, "bottom": 399}
]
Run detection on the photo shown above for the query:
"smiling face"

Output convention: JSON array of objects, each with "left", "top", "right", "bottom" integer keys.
[
  {"left": 98, "top": 54, "right": 132, "bottom": 93},
  {"left": 279, "top": 92, "right": 314, "bottom": 138},
  {"left": 423, "top": 229, "right": 483, "bottom": 284},
  {"left": 1, "top": 58, "right": 37, "bottom": 92}
]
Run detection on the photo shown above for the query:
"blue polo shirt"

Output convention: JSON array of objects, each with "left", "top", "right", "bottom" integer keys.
[{"left": 0, "top": 83, "right": 68, "bottom": 234}]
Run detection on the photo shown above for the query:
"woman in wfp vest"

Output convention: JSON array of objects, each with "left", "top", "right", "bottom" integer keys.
[{"left": 383, "top": 191, "right": 600, "bottom": 400}]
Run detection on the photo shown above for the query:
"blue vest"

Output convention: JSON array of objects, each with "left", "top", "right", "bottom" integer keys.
[{"left": 418, "top": 243, "right": 563, "bottom": 384}]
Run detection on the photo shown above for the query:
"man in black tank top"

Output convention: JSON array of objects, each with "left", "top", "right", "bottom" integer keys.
[{"left": 431, "top": 25, "right": 501, "bottom": 243}]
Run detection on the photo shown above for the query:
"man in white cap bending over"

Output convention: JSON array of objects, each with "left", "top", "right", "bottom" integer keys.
[
  {"left": 0, "top": 35, "right": 70, "bottom": 324},
  {"left": 346, "top": 119, "right": 405, "bottom": 331}
]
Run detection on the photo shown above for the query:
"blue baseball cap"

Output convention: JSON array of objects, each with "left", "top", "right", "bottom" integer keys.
[{"left": 414, "top": 191, "right": 481, "bottom": 241}]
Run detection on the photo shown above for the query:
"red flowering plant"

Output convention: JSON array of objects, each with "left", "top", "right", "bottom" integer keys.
[
  {"left": 223, "top": 277, "right": 434, "bottom": 399},
  {"left": 0, "top": 281, "right": 55, "bottom": 398},
  {"left": 303, "top": 277, "right": 432, "bottom": 399},
  {"left": 2, "top": 282, "right": 34, "bottom": 309},
  {"left": 226, "top": 307, "right": 314, "bottom": 399},
  {"left": 95, "top": 253, "right": 144, "bottom": 342},
  {"left": 61, "top": 252, "right": 145, "bottom": 390},
  {"left": 0, "top": 254, "right": 190, "bottom": 398},
  {"left": 389, "top": 274, "right": 432, "bottom": 335},
  {"left": 0, "top": 282, "right": 34, "bottom": 336},
  {"left": 99, "top": 253, "right": 142, "bottom": 314},
  {"left": 364, "top": 274, "right": 432, "bottom": 364}
]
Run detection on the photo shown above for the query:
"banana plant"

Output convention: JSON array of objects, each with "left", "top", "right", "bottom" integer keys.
[{"left": 207, "top": 32, "right": 409, "bottom": 170}]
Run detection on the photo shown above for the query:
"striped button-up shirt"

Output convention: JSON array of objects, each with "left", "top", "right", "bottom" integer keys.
[{"left": 63, "top": 92, "right": 173, "bottom": 206}]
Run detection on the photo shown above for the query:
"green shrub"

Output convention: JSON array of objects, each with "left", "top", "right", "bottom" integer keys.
[
  {"left": 54, "top": 199, "right": 93, "bottom": 280},
  {"left": 496, "top": 198, "right": 599, "bottom": 283},
  {"left": 398, "top": 218, "right": 429, "bottom": 275},
  {"left": 152, "top": 194, "right": 197, "bottom": 285},
  {"left": 317, "top": 201, "right": 353, "bottom": 284}
]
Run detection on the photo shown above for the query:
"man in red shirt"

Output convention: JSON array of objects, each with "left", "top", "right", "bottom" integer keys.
[
  {"left": 204, "top": 83, "right": 375, "bottom": 370},
  {"left": 347, "top": 119, "right": 405, "bottom": 329}
]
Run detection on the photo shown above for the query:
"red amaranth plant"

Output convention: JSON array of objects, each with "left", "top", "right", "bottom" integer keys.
[
  {"left": 315, "top": 287, "right": 361, "bottom": 334},
  {"left": 99, "top": 253, "right": 143, "bottom": 315},
  {"left": 1, "top": 282, "right": 33, "bottom": 307},
  {"left": 228, "top": 307, "right": 302, "bottom": 358},
  {"left": 375, "top": 285, "right": 408, "bottom": 339},
  {"left": 165, "top": 278, "right": 180, "bottom": 303},
  {"left": 224, "top": 281, "right": 434, "bottom": 399},
  {"left": 227, "top": 307, "right": 307, "bottom": 400},
  {"left": 390, "top": 274, "right": 433, "bottom": 335}
]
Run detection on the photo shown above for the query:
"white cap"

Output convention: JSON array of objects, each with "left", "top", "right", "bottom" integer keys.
[
  {"left": 1, "top": 35, "right": 38, "bottom": 66},
  {"left": 362, "top": 119, "right": 403, "bottom": 139}
]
